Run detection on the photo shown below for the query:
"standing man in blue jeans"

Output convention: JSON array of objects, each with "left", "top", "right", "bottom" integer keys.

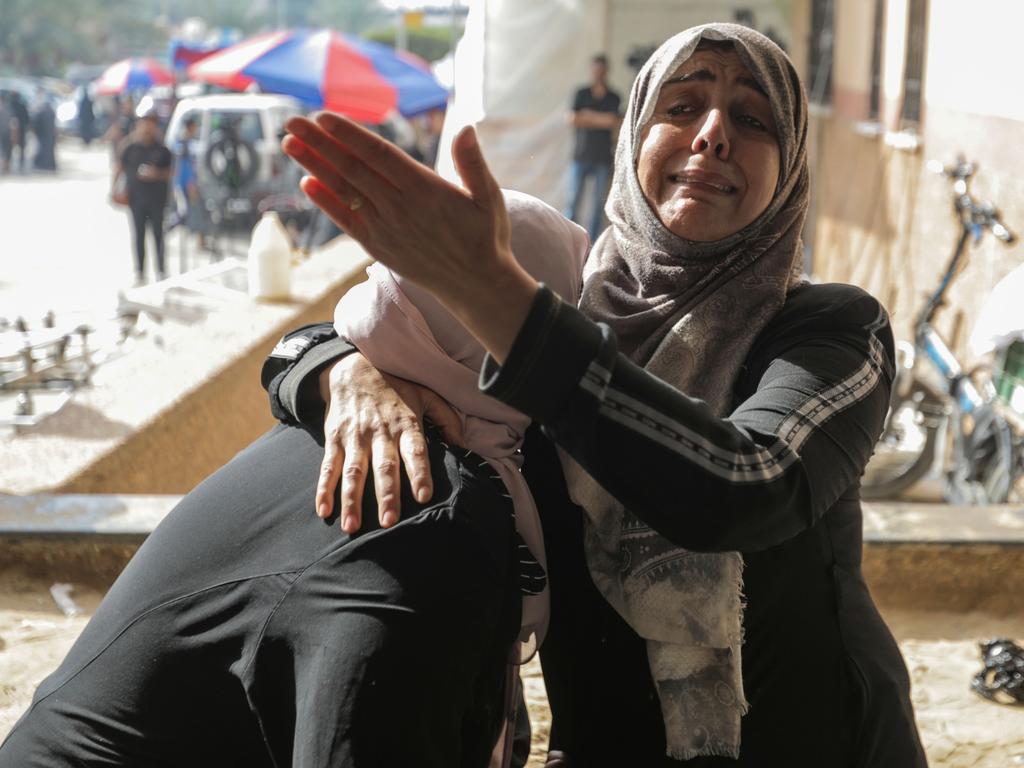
[{"left": 565, "top": 54, "right": 621, "bottom": 244}]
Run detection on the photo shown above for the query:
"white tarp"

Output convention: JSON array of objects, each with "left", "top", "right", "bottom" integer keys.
[
  {"left": 437, "top": 0, "right": 601, "bottom": 211},
  {"left": 436, "top": 0, "right": 791, "bottom": 211}
]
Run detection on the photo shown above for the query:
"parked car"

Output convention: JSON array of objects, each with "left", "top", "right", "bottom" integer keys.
[
  {"left": 165, "top": 93, "right": 303, "bottom": 194},
  {"left": 164, "top": 93, "right": 305, "bottom": 234}
]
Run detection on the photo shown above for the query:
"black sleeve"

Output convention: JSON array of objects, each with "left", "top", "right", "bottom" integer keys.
[
  {"left": 571, "top": 88, "right": 586, "bottom": 111},
  {"left": 156, "top": 145, "right": 173, "bottom": 168},
  {"left": 260, "top": 323, "right": 356, "bottom": 430},
  {"left": 481, "top": 284, "right": 894, "bottom": 554}
]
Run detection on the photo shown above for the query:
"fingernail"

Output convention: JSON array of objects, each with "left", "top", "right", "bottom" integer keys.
[
  {"left": 415, "top": 484, "right": 431, "bottom": 503},
  {"left": 316, "top": 111, "right": 339, "bottom": 128},
  {"left": 382, "top": 510, "right": 397, "bottom": 527},
  {"left": 318, "top": 502, "right": 329, "bottom": 518}
]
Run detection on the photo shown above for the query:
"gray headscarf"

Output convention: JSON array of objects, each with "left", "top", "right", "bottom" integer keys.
[{"left": 560, "top": 23, "right": 809, "bottom": 760}]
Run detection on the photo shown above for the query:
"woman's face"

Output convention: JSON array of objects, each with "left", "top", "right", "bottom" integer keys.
[{"left": 636, "top": 46, "right": 781, "bottom": 242}]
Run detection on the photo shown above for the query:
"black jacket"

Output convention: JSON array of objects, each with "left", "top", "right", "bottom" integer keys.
[{"left": 261, "top": 282, "right": 927, "bottom": 767}]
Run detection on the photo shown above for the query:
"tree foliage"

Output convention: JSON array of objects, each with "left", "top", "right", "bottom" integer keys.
[
  {"left": 0, "top": 0, "right": 391, "bottom": 76},
  {"left": 307, "top": 0, "right": 388, "bottom": 35},
  {"left": 365, "top": 24, "right": 461, "bottom": 63}
]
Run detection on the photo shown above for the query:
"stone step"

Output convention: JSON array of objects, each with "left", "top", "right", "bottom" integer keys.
[{"left": 1, "top": 495, "right": 1021, "bottom": 613}]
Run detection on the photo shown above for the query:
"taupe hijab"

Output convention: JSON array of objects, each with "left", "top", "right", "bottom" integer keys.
[{"left": 561, "top": 23, "right": 809, "bottom": 760}]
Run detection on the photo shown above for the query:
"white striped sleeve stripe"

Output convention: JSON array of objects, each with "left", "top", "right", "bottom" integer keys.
[
  {"left": 603, "top": 386, "right": 792, "bottom": 469},
  {"left": 576, "top": 311, "right": 888, "bottom": 485},
  {"left": 595, "top": 398, "right": 798, "bottom": 483}
]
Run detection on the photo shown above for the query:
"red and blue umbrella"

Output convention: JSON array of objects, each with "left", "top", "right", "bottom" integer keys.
[
  {"left": 94, "top": 58, "right": 175, "bottom": 96},
  {"left": 188, "top": 29, "right": 449, "bottom": 124}
]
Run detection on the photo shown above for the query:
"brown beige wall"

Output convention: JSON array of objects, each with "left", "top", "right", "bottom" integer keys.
[{"left": 803, "top": 0, "right": 1024, "bottom": 358}]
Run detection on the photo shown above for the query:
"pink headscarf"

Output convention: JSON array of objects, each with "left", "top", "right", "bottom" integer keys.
[{"left": 334, "top": 189, "right": 588, "bottom": 657}]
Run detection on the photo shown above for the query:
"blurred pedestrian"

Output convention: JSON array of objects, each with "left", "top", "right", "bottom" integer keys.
[
  {"left": 0, "top": 93, "right": 12, "bottom": 174},
  {"left": 31, "top": 92, "right": 57, "bottom": 172},
  {"left": 105, "top": 96, "right": 136, "bottom": 162},
  {"left": 565, "top": 54, "right": 622, "bottom": 243},
  {"left": 8, "top": 91, "right": 30, "bottom": 173},
  {"left": 170, "top": 115, "right": 208, "bottom": 250},
  {"left": 77, "top": 87, "right": 96, "bottom": 146},
  {"left": 112, "top": 107, "right": 172, "bottom": 285}
]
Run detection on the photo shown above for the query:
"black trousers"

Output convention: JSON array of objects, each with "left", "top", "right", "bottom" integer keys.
[
  {"left": 0, "top": 425, "right": 521, "bottom": 768},
  {"left": 129, "top": 194, "right": 167, "bottom": 277}
]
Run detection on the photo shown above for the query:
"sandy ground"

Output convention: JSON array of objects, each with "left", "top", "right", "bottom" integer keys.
[{"left": 0, "top": 572, "right": 1022, "bottom": 766}]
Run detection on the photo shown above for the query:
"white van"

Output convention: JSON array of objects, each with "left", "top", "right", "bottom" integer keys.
[{"left": 165, "top": 93, "right": 304, "bottom": 196}]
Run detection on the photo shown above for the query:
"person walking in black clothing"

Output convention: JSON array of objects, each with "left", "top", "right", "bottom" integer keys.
[
  {"left": 274, "top": 22, "right": 927, "bottom": 768},
  {"left": 565, "top": 54, "right": 621, "bottom": 243},
  {"left": 0, "top": 93, "right": 12, "bottom": 174},
  {"left": 31, "top": 93, "right": 57, "bottom": 172},
  {"left": 113, "top": 108, "right": 172, "bottom": 284},
  {"left": 0, "top": 194, "right": 587, "bottom": 768},
  {"left": 77, "top": 87, "right": 96, "bottom": 147},
  {"left": 8, "top": 91, "right": 30, "bottom": 174}
]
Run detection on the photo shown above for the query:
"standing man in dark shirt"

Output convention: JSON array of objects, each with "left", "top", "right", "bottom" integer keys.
[
  {"left": 113, "top": 107, "right": 173, "bottom": 285},
  {"left": 565, "top": 54, "right": 621, "bottom": 244}
]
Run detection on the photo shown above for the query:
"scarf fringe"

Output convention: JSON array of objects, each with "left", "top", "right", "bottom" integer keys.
[{"left": 667, "top": 742, "right": 742, "bottom": 761}]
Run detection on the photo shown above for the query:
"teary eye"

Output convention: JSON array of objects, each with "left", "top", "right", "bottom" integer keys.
[{"left": 738, "top": 115, "right": 767, "bottom": 130}]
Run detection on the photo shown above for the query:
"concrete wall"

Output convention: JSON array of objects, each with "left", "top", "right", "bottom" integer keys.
[
  {"left": 798, "top": 0, "right": 1024, "bottom": 356},
  {"left": 51, "top": 252, "right": 370, "bottom": 496}
]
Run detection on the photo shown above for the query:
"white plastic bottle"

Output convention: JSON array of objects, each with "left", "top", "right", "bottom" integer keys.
[{"left": 248, "top": 212, "right": 292, "bottom": 301}]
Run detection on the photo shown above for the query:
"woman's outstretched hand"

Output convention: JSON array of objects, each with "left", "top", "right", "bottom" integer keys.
[
  {"left": 281, "top": 112, "right": 538, "bottom": 364},
  {"left": 317, "top": 353, "right": 464, "bottom": 534}
]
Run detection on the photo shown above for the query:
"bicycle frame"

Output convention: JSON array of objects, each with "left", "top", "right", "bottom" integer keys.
[{"left": 864, "top": 158, "right": 1020, "bottom": 502}]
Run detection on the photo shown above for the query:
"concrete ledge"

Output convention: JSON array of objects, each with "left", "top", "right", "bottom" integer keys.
[
  {"left": 862, "top": 502, "right": 1024, "bottom": 544},
  {"left": 1, "top": 497, "right": 1022, "bottom": 614},
  {"left": 0, "top": 238, "right": 371, "bottom": 496}
]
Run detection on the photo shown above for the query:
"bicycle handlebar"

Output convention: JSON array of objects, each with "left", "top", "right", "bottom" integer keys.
[{"left": 930, "top": 157, "right": 1016, "bottom": 245}]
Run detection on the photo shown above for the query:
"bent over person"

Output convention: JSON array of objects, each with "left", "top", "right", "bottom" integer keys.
[
  {"left": 271, "top": 22, "right": 928, "bottom": 768},
  {"left": 0, "top": 193, "right": 587, "bottom": 768}
]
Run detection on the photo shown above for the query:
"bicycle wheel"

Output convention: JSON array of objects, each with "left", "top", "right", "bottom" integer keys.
[
  {"left": 946, "top": 404, "right": 1015, "bottom": 504},
  {"left": 861, "top": 384, "right": 944, "bottom": 500}
]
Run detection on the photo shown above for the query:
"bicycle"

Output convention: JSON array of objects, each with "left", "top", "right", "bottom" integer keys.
[{"left": 860, "top": 158, "right": 1022, "bottom": 503}]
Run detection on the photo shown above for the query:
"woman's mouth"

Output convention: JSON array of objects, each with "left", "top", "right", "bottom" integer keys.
[{"left": 667, "top": 173, "right": 736, "bottom": 194}]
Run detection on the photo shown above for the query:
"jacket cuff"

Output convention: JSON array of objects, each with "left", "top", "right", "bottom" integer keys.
[
  {"left": 479, "top": 284, "right": 604, "bottom": 425},
  {"left": 262, "top": 323, "right": 354, "bottom": 428},
  {"left": 283, "top": 336, "right": 356, "bottom": 428}
]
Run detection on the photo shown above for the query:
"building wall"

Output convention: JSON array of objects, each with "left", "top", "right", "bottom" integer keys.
[{"left": 801, "top": 0, "right": 1024, "bottom": 358}]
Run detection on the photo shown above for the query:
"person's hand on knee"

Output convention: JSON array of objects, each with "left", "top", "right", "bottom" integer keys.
[{"left": 316, "top": 353, "right": 463, "bottom": 533}]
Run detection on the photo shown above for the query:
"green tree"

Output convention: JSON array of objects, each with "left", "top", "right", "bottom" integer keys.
[
  {"left": 307, "top": 0, "right": 387, "bottom": 35},
  {"left": 365, "top": 25, "right": 462, "bottom": 63}
]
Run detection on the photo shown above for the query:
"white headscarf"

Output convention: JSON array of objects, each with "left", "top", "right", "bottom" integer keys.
[{"left": 335, "top": 189, "right": 588, "bottom": 659}]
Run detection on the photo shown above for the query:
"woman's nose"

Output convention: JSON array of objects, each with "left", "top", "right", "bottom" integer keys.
[{"left": 691, "top": 109, "right": 730, "bottom": 160}]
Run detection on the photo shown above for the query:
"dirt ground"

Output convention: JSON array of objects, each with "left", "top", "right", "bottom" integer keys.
[{"left": 1, "top": 571, "right": 1022, "bottom": 766}]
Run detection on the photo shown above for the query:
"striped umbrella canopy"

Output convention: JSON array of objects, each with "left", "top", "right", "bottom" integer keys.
[
  {"left": 94, "top": 58, "right": 175, "bottom": 96},
  {"left": 188, "top": 29, "right": 449, "bottom": 124}
]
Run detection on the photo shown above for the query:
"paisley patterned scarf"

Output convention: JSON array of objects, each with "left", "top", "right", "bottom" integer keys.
[{"left": 561, "top": 23, "right": 809, "bottom": 760}]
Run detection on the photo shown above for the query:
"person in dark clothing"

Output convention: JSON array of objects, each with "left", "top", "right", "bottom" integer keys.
[
  {"left": 0, "top": 93, "right": 12, "bottom": 173},
  {"left": 0, "top": 195, "right": 588, "bottom": 768},
  {"left": 113, "top": 109, "right": 172, "bottom": 284},
  {"left": 8, "top": 91, "right": 30, "bottom": 173},
  {"left": 565, "top": 54, "right": 621, "bottom": 243},
  {"left": 77, "top": 88, "right": 96, "bottom": 146},
  {"left": 30, "top": 93, "right": 57, "bottom": 172},
  {"left": 275, "top": 22, "right": 927, "bottom": 768},
  {"left": 0, "top": 424, "right": 522, "bottom": 768}
]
